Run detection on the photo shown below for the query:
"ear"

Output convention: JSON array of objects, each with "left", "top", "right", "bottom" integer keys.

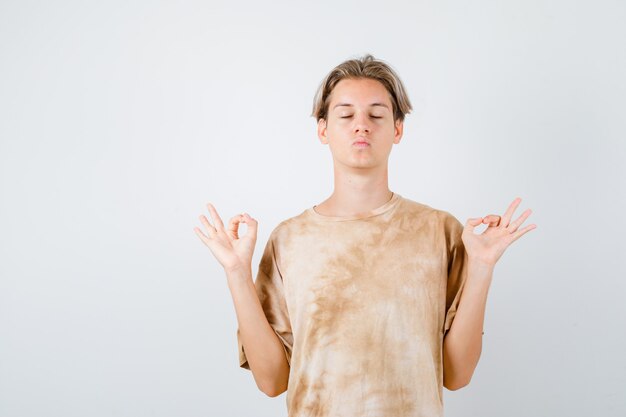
[
  {"left": 393, "top": 119, "right": 404, "bottom": 144},
  {"left": 317, "top": 118, "right": 328, "bottom": 144}
]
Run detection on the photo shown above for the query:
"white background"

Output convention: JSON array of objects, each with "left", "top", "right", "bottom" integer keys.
[{"left": 1, "top": 1, "right": 625, "bottom": 416}]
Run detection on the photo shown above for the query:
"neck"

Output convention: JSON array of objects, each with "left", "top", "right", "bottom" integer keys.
[{"left": 315, "top": 162, "right": 393, "bottom": 217}]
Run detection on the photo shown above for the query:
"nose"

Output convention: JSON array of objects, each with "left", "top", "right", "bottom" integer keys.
[{"left": 353, "top": 112, "right": 371, "bottom": 134}]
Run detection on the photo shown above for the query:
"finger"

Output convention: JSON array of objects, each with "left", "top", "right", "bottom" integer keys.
[
  {"left": 242, "top": 213, "right": 258, "bottom": 241},
  {"left": 199, "top": 214, "right": 216, "bottom": 238},
  {"left": 194, "top": 226, "right": 211, "bottom": 245},
  {"left": 465, "top": 217, "right": 484, "bottom": 233},
  {"left": 507, "top": 208, "right": 532, "bottom": 232},
  {"left": 227, "top": 214, "right": 244, "bottom": 240},
  {"left": 501, "top": 197, "right": 522, "bottom": 227},
  {"left": 509, "top": 223, "right": 537, "bottom": 243},
  {"left": 482, "top": 214, "right": 501, "bottom": 226},
  {"left": 206, "top": 202, "right": 225, "bottom": 231}
]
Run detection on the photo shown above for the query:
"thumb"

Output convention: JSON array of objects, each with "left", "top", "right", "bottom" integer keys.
[
  {"left": 465, "top": 217, "right": 483, "bottom": 233},
  {"left": 242, "top": 213, "right": 258, "bottom": 240}
]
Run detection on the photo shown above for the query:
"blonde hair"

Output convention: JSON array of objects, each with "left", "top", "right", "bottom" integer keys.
[{"left": 311, "top": 54, "right": 413, "bottom": 123}]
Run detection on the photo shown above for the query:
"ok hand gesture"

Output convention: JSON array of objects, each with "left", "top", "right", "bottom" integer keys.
[
  {"left": 194, "top": 203, "right": 258, "bottom": 273},
  {"left": 462, "top": 197, "right": 537, "bottom": 266}
]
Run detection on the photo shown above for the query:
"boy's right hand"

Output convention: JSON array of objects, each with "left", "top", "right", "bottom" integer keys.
[{"left": 194, "top": 203, "right": 258, "bottom": 273}]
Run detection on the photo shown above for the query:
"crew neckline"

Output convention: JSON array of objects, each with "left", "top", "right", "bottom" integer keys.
[{"left": 306, "top": 192, "right": 402, "bottom": 222}]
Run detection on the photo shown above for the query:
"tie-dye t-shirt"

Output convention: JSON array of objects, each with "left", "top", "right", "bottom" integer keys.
[{"left": 237, "top": 192, "right": 469, "bottom": 417}]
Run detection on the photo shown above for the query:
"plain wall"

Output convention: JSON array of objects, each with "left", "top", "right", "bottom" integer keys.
[{"left": 1, "top": 0, "right": 625, "bottom": 416}]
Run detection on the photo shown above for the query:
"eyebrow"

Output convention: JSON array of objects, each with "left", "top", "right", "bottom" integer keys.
[{"left": 333, "top": 102, "right": 389, "bottom": 110}]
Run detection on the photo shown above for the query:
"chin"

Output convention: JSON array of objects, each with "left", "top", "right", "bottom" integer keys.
[
  {"left": 347, "top": 160, "right": 379, "bottom": 169},
  {"left": 332, "top": 154, "right": 379, "bottom": 168}
]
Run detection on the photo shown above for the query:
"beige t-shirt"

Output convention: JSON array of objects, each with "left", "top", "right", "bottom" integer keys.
[{"left": 237, "top": 192, "right": 469, "bottom": 417}]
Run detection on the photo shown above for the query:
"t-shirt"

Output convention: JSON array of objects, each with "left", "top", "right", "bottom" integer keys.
[{"left": 236, "top": 192, "right": 469, "bottom": 417}]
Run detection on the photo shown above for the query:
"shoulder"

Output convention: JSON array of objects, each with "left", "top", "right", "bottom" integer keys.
[
  {"left": 397, "top": 196, "right": 465, "bottom": 255},
  {"left": 398, "top": 195, "right": 463, "bottom": 229},
  {"left": 263, "top": 208, "right": 311, "bottom": 244}
]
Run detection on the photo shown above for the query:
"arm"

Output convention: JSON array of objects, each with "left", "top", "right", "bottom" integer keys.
[
  {"left": 227, "top": 266, "right": 290, "bottom": 397},
  {"left": 443, "top": 197, "right": 536, "bottom": 390},
  {"left": 194, "top": 205, "right": 290, "bottom": 397},
  {"left": 442, "top": 258, "right": 493, "bottom": 390}
]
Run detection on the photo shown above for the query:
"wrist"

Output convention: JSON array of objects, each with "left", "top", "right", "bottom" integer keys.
[
  {"left": 225, "top": 265, "right": 253, "bottom": 283},
  {"left": 467, "top": 256, "right": 496, "bottom": 269}
]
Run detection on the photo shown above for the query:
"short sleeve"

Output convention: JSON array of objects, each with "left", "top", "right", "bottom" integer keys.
[
  {"left": 443, "top": 213, "right": 469, "bottom": 337},
  {"left": 237, "top": 232, "right": 293, "bottom": 370}
]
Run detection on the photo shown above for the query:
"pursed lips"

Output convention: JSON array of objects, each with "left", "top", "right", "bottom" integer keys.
[{"left": 352, "top": 137, "right": 370, "bottom": 145}]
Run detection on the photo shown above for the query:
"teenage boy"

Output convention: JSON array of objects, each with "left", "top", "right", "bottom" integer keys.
[{"left": 195, "top": 54, "right": 536, "bottom": 417}]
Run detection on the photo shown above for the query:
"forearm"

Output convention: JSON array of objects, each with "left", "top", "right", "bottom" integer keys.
[
  {"left": 227, "top": 267, "right": 290, "bottom": 396},
  {"left": 442, "top": 258, "right": 494, "bottom": 389}
]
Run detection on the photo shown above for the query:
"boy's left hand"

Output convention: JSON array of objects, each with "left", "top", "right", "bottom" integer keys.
[{"left": 462, "top": 197, "right": 537, "bottom": 266}]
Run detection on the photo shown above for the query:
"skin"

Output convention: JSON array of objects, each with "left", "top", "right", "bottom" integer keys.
[
  {"left": 314, "top": 77, "right": 403, "bottom": 217},
  {"left": 195, "top": 76, "right": 537, "bottom": 392}
]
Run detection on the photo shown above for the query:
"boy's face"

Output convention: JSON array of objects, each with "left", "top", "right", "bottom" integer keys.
[{"left": 317, "top": 77, "right": 403, "bottom": 171}]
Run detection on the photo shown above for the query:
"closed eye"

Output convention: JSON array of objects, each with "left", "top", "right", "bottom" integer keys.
[{"left": 340, "top": 116, "right": 382, "bottom": 119}]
